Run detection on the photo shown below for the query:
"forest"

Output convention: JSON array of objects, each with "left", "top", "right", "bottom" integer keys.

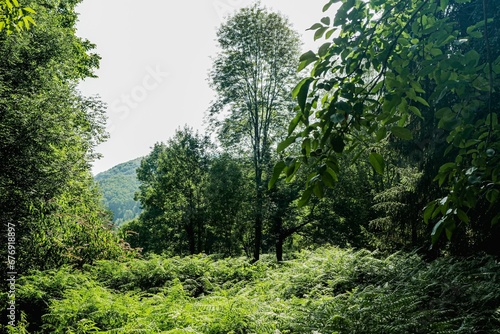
[
  {"left": 94, "top": 158, "right": 142, "bottom": 226},
  {"left": 1, "top": 0, "right": 499, "bottom": 333}
]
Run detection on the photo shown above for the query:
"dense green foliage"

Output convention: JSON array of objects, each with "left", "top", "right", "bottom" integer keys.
[
  {"left": 95, "top": 158, "right": 142, "bottom": 225},
  {"left": 129, "top": 5, "right": 338, "bottom": 262},
  {"left": 276, "top": 0, "right": 500, "bottom": 256},
  {"left": 2, "top": 247, "right": 499, "bottom": 333},
  {"left": 125, "top": 128, "right": 256, "bottom": 257},
  {"left": 0, "top": 0, "right": 35, "bottom": 34},
  {"left": 209, "top": 4, "right": 302, "bottom": 261},
  {"left": 126, "top": 127, "right": 349, "bottom": 260},
  {"left": 2, "top": 1, "right": 500, "bottom": 333},
  {"left": 130, "top": 128, "right": 212, "bottom": 255},
  {"left": 127, "top": 0, "right": 500, "bottom": 259},
  {"left": 0, "top": 0, "right": 129, "bottom": 277}
]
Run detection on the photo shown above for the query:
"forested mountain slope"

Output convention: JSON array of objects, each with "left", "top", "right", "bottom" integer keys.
[{"left": 95, "top": 158, "right": 142, "bottom": 225}]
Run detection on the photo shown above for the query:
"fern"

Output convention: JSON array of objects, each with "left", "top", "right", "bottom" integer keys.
[{"left": 5, "top": 247, "right": 499, "bottom": 333}]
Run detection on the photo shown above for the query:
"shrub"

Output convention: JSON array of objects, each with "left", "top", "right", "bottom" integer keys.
[{"left": 3, "top": 247, "right": 499, "bottom": 333}]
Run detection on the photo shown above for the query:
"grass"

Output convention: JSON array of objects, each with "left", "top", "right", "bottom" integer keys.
[{"left": 1, "top": 247, "right": 499, "bottom": 333}]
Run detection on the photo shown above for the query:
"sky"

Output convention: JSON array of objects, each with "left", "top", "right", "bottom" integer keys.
[{"left": 75, "top": 0, "right": 332, "bottom": 175}]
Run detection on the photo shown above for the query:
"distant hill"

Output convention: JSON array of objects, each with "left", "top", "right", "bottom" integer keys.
[{"left": 95, "top": 158, "right": 143, "bottom": 226}]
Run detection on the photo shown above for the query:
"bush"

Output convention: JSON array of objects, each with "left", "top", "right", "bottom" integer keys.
[{"left": 2, "top": 247, "right": 499, "bottom": 333}]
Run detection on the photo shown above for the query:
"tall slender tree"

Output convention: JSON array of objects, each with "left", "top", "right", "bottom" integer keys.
[{"left": 209, "top": 4, "right": 301, "bottom": 261}]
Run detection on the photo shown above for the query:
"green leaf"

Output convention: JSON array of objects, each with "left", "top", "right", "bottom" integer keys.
[
  {"left": 307, "top": 23, "right": 323, "bottom": 31},
  {"left": 298, "top": 51, "right": 318, "bottom": 71},
  {"left": 408, "top": 106, "right": 423, "bottom": 119},
  {"left": 301, "top": 138, "right": 312, "bottom": 156},
  {"left": 410, "top": 81, "right": 425, "bottom": 93},
  {"left": 323, "top": 0, "right": 335, "bottom": 12},
  {"left": 298, "top": 187, "right": 313, "bottom": 207},
  {"left": 292, "top": 78, "right": 309, "bottom": 99},
  {"left": 397, "top": 37, "right": 410, "bottom": 46},
  {"left": 369, "top": 152, "right": 385, "bottom": 175},
  {"left": 465, "top": 50, "right": 480, "bottom": 65},
  {"left": 457, "top": 209, "right": 470, "bottom": 223},
  {"left": 327, "top": 167, "right": 338, "bottom": 182},
  {"left": 391, "top": 126, "right": 413, "bottom": 140},
  {"left": 415, "top": 96, "right": 430, "bottom": 107},
  {"left": 325, "top": 28, "right": 336, "bottom": 39},
  {"left": 435, "top": 107, "right": 453, "bottom": 119},
  {"left": 286, "top": 160, "right": 301, "bottom": 182},
  {"left": 493, "top": 63, "right": 500, "bottom": 75},
  {"left": 23, "top": 7, "right": 36, "bottom": 14},
  {"left": 321, "top": 17, "right": 331, "bottom": 25},
  {"left": 298, "top": 60, "right": 314, "bottom": 72},
  {"left": 445, "top": 221, "right": 456, "bottom": 240},
  {"left": 440, "top": 0, "right": 449, "bottom": 11},
  {"left": 424, "top": 201, "right": 437, "bottom": 224},
  {"left": 430, "top": 48, "right": 443, "bottom": 57},
  {"left": 335, "top": 101, "right": 350, "bottom": 112},
  {"left": 467, "top": 30, "right": 482, "bottom": 39},
  {"left": 299, "top": 50, "right": 318, "bottom": 62},
  {"left": 326, "top": 160, "right": 340, "bottom": 174},
  {"left": 314, "top": 27, "right": 329, "bottom": 41},
  {"left": 431, "top": 218, "right": 446, "bottom": 244},
  {"left": 268, "top": 161, "right": 286, "bottom": 190},
  {"left": 318, "top": 43, "right": 331, "bottom": 57},
  {"left": 277, "top": 136, "right": 296, "bottom": 153},
  {"left": 313, "top": 182, "right": 324, "bottom": 198},
  {"left": 25, "top": 15, "right": 35, "bottom": 25},
  {"left": 321, "top": 168, "right": 338, "bottom": 187},
  {"left": 438, "top": 162, "right": 455, "bottom": 173},
  {"left": 293, "top": 78, "right": 313, "bottom": 112},
  {"left": 23, "top": 16, "right": 30, "bottom": 28},
  {"left": 376, "top": 127, "right": 387, "bottom": 142},
  {"left": 486, "top": 189, "right": 499, "bottom": 204},
  {"left": 288, "top": 112, "right": 302, "bottom": 135}
]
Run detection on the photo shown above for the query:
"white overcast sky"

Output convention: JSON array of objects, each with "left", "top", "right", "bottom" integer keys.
[{"left": 76, "top": 0, "right": 332, "bottom": 175}]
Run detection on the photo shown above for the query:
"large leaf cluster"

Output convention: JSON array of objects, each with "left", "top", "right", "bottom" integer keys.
[
  {"left": 0, "top": 0, "right": 126, "bottom": 275},
  {"left": 276, "top": 0, "right": 500, "bottom": 248},
  {"left": 0, "top": 0, "right": 35, "bottom": 34}
]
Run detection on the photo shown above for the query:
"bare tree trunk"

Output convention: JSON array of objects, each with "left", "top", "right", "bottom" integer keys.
[
  {"left": 185, "top": 223, "right": 195, "bottom": 255},
  {"left": 276, "top": 237, "right": 284, "bottom": 262},
  {"left": 275, "top": 215, "right": 284, "bottom": 262},
  {"left": 253, "top": 166, "right": 263, "bottom": 262}
]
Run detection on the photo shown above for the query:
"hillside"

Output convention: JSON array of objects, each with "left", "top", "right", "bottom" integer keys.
[
  {"left": 95, "top": 158, "right": 143, "bottom": 225},
  {"left": 3, "top": 247, "right": 499, "bottom": 333}
]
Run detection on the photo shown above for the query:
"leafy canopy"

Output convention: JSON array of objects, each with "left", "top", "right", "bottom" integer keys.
[
  {"left": 209, "top": 4, "right": 302, "bottom": 261},
  {"left": 0, "top": 0, "right": 35, "bottom": 34},
  {"left": 275, "top": 0, "right": 500, "bottom": 245}
]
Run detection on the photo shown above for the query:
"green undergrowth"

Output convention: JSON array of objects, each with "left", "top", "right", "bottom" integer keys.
[{"left": 1, "top": 247, "right": 499, "bottom": 333}]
